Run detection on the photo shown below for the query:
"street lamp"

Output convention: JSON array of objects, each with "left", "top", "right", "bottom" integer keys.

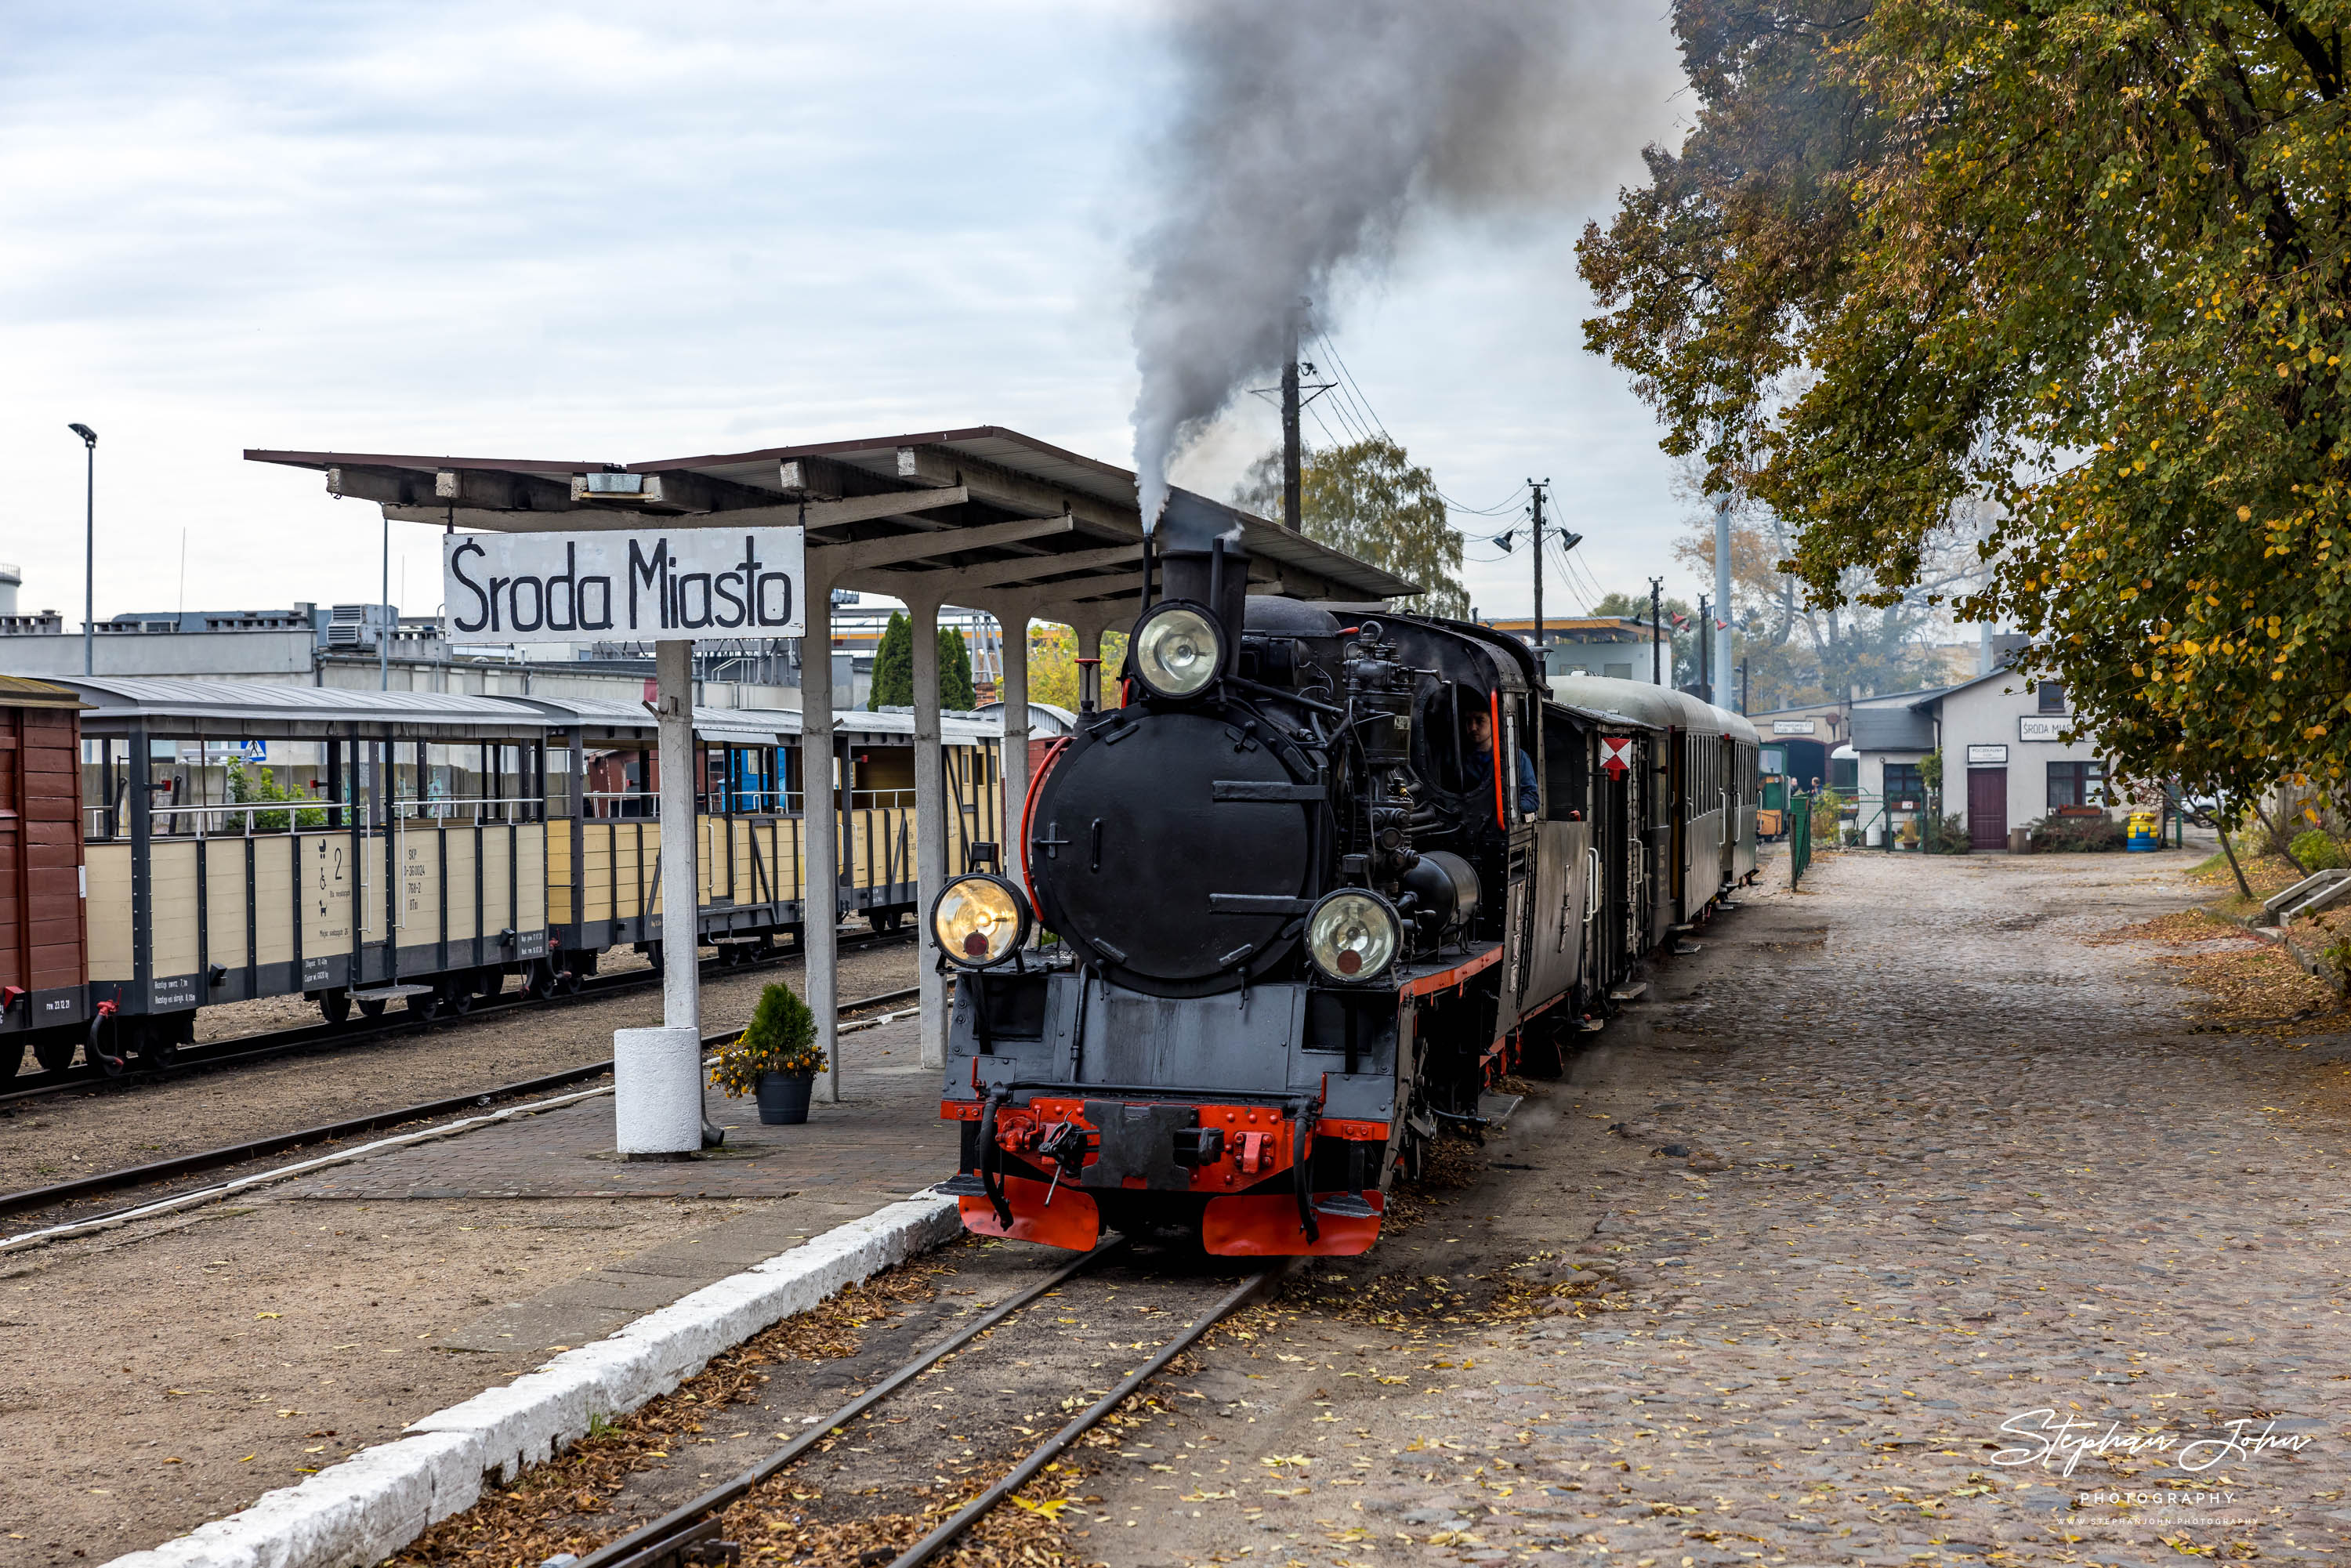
[{"left": 67, "top": 424, "right": 96, "bottom": 675}]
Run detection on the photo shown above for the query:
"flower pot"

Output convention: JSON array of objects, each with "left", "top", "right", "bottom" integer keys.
[{"left": 755, "top": 1070, "right": 816, "bottom": 1125}]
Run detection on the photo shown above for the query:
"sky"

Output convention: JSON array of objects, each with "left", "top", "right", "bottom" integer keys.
[{"left": 0, "top": 0, "right": 1697, "bottom": 633}]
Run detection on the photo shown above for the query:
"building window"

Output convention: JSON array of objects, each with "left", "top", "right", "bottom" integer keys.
[
  {"left": 2038, "top": 680, "right": 2067, "bottom": 714},
  {"left": 2048, "top": 759, "right": 2106, "bottom": 809},
  {"left": 1883, "top": 762, "right": 1925, "bottom": 808}
]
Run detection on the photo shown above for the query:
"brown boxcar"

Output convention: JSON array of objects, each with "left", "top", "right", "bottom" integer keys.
[{"left": 0, "top": 675, "right": 89, "bottom": 1076}]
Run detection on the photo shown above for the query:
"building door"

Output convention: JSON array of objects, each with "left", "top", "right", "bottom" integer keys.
[{"left": 1967, "top": 767, "right": 2009, "bottom": 850}]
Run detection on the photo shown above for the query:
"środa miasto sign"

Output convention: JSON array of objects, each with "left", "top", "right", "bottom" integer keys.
[{"left": 443, "top": 528, "right": 805, "bottom": 643}]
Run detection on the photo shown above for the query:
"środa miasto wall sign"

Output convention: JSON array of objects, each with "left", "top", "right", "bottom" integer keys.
[{"left": 443, "top": 528, "right": 805, "bottom": 643}]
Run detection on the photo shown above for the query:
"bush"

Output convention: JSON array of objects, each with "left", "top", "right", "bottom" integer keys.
[
  {"left": 1925, "top": 813, "right": 1973, "bottom": 854},
  {"left": 2025, "top": 813, "right": 2125, "bottom": 853},
  {"left": 2289, "top": 828, "right": 2346, "bottom": 871},
  {"left": 709, "top": 981, "right": 824, "bottom": 1095}
]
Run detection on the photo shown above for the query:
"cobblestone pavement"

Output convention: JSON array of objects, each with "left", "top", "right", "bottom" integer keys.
[{"left": 1081, "top": 847, "right": 2351, "bottom": 1567}]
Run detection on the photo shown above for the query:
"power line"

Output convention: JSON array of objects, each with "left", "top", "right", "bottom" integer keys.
[{"left": 1313, "top": 330, "right": 1529, "bottom": 517}]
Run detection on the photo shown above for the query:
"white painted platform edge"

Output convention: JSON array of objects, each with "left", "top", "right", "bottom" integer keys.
[{"left": 103, "top": 1193, "right": 962, "bottom": 1568}]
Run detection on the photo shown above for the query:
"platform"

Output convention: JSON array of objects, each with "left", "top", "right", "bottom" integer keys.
[{"left": 11, "top": 1012, "right": 961, "bottom": 1568}]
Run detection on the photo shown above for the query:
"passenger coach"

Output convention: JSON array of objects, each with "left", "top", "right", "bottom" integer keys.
[{"left": 33, "top": 679, "right": 1005, "bottom": 1074}]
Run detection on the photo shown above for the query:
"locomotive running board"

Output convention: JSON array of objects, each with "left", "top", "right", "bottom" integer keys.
[{"left": 1607, "top": 980, "right": 1648, "bottom": 1002}]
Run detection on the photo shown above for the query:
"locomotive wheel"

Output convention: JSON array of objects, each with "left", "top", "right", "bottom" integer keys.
[
  {"left": 0, "top": 1037, "right": 22, "bottom": 1081},
  {"left": 86, "top": 1019, "right": 127, "bottom": 1077},
  {"left": 317, "top": 990, "right": 352, "bottom": 1026},
  {"left": 32, "top": 1031, "right": 74, "bottom": 1073},
  {"left": 356, "top": 997, "right": 388, "bottom": 1019},
  {"left": 1516, "top": 1022, "right": 1567, "bottom": 1080}
]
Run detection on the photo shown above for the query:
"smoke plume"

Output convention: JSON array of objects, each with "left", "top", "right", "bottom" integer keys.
[{"left": 1130, "top": 0, "right": 1640, "bottom": 530}]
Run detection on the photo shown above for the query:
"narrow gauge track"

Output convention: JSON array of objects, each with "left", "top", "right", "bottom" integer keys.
[
  {"left": 0, "top": 927, "right": 915, "bottom": 1110},
  {"left": 568, "top": 1241, "right": 1281, "bottom": 1568},
  {"left": 0, "top": 983, "right": 920, "bottom": 1223}
]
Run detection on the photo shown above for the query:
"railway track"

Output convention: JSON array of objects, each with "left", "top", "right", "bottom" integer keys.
[
  {"left": 563, "top": 1240, "right": 1281, "bottom": 1568},
  {"left": 0, "top": 926, "right": 915, "bottom": 1110},
  {"left": 0, "top": 983, "right": 922, "bottom": 1226}
]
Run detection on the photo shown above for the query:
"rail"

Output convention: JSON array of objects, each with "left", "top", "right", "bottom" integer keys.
[
  {"left": 575, "top": 789, "right": 915, "bottom": 817},
  {"left": 571, "top": 1253, "right": 1280, "bottom": 1568},
  {"left": 89, "top": 795, "right": 549, "bottom": 838}
]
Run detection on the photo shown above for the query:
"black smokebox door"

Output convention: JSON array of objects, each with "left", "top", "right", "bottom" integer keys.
[{"left": 1039, "top": 710, "right": 1310, "bottom": 987}]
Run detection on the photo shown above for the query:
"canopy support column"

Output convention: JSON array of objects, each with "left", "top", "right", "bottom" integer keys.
[
  {"left": 910, "top": 594, "right": 949, "bottom": 1070},
  {"left": 614, "top": 637, "right": 704, "bottom": 1158},
  {"left": 802, "top": 560, "right": 843, "bottom": 1103},
  {"left": 996, "top": 604, "right": 1032, "bottom": 890}
]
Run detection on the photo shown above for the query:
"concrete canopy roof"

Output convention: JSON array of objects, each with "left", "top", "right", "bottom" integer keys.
[{"left": 246, "top": 425, "right": 1420, "bottom": 612}]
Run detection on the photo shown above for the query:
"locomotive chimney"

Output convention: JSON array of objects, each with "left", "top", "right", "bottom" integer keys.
[{"left": 1150, "top": 490, "right": 1250, "bottom": 654}]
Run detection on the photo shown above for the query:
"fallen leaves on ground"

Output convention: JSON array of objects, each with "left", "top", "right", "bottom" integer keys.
[{"left": 387, "top": 1256, "right": 951, "bottom": 1567}]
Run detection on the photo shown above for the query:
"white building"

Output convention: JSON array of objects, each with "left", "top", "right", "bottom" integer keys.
[{"left": 1849, "top": 668, "right": 2108, "bottom": 849}]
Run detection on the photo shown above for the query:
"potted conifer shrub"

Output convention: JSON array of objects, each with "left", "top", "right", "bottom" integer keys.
[{"left": 710, "top": 981, "right": 825, "bottom": 1124}]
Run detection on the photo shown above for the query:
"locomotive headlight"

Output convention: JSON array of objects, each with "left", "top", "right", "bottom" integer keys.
[
  {"left": 932, "top": 873, "right": 1031, "bottom": 968},
  {"left": 1306, "top": 890, "right": 1400, "bottom": 983},
  {"left": 1132, "top": 602, "right": 1223, "bottom": 698}
]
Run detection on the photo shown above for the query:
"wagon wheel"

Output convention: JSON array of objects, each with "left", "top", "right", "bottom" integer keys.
[
  {"left": 32, "top": 1031, "right": 74, "bottom": 1073},
  {"left": 443, "top": 980, "right": 473, "bottom": 1016},
  {"left": 406, "top": 988, "right": 443, "bottom": 1021},
  {"left": 139, "top": 1012, "right": 190, "bottom": 1068},
  {"left": 0, "top": 1037, "right": 23, "bottom": 1082},
  {"left": 355, "top": 996, "right": 388, "bottom": 1019},
  {"left": 85, "top": 1018, "right": 128, "bottom": 1077},
  {"left": 560, "top": 966, "right": 584, "bottom": 995},
  {"left": 317, "top": 990, "right": 352, "bottom": 1026},
  {"left": 523, "top": 961, "right": 558, "bottom": 1001}
]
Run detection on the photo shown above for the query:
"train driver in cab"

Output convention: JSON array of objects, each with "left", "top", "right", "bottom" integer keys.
[{"left": 1464, "top": 705, "right": 1539, "bottom": 818}]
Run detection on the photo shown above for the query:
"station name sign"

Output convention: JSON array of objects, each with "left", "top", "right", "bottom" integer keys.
[
  {"left": 2018, "top": 715, "right": 2070, "bottom": 742},
  {"left": 444, "top": 527, "right": 803, "bottom": 643},
  {"left": 1770, "top": 719, "right": 1816, "bottom": 736}
]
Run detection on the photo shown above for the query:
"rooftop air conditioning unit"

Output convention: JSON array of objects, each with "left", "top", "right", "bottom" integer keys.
[{"left": 327, "top": 603, "right": 394, "bottom": 650}]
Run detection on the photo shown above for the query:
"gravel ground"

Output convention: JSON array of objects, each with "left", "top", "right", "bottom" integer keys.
[
  {"left": 1064, "top": 845, "right": 2351, "bottom": 1566},
  {"left": 0, "top": 936, "right": 915, "bottom": 1199}
]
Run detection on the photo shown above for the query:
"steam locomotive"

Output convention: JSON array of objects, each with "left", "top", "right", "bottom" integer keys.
[{"left": 931, "top": 494, "right": 1756, "bottom": 1255}]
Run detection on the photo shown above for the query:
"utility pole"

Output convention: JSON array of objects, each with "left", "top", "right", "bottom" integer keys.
[
  {"left": 1712, "top": 484, "right": 1733, "bottom": 709},
  {"left": 1528, "top": 479, "right": 1549, "bottom": 663},
  {"left": 1697, "top": 594, "right": 1710, "bottom": 695},
  {"left": 68, "top": 423, "right": 96, "bottom": 675},
  {"left": 1649, "top": 576, "right": 1664, "bottom": 686},
  {"left": 1281, "top": 306, "right": 1303, "bottom": 531}
]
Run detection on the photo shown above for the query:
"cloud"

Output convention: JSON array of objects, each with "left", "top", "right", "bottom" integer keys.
[{"left": 0, "top": 0, "right": 1699, "bottom": 630}]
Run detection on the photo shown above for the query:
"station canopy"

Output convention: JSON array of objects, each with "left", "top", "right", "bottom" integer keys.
[{"left": 246, "top": 425, "right": 1420, "bottom": 611}]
